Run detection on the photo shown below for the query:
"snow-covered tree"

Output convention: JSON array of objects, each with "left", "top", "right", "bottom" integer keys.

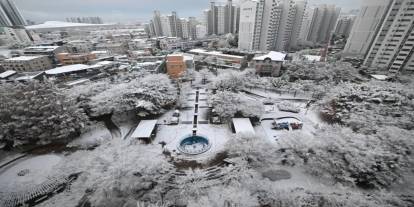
[
  {"left": 211, "top": 70, "right": 253, "bottom": 92},
  {"left": 209, "top": 91, "right": 264, "bottom": 122},
  {"left": 76, "top": 73, "right": 177, "bottom": 117},
  {"left": 319, "top": 80, "right": 414, "bottom": 133},
  {"left": 0, "top": 81, "right": 88, "bottom": 148},
  {"left": 279, "top": 125, "right": 414, "bottom": 189}
]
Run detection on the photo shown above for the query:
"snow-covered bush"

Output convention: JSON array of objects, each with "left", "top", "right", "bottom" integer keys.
[
  {"left": 284, "top": 61, "right": 362, "bottom": 83},
  {"left": 67, "top": 73, "right": 177, "bottom": 117},
  {"left": 0, "top": 81, "right": 88, "bottom": 147},
  {"left": 211, "top": 70, "right": 252, "bottom": 92},
  {"left": 226, "top": 133, "right": 278, "bottom": 167},
  {"left": 320, "top": 80, "right": 414, "bottom": 132},
  {"left": 209, "top": 91, "right": 264, "bottom": 122},
  {"left": 279, "top": 125, "right": 414, "bottom": 189},
  {"left": 278, "top": 101, "right": 301, "bottom": 113}
]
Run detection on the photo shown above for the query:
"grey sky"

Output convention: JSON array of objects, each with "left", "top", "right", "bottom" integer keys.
[{"left": 14, "top": 0, "right": 361, "bottom": 24}]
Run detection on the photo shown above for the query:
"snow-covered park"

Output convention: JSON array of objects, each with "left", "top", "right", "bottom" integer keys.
[{"left": 1, "top": 65, "right": 413, "bottom": 207}]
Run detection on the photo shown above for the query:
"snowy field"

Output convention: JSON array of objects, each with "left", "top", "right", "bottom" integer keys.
[
  {"left": 0, "top": 154, "right": 62, "bottom": 194},
  {"left": 239, "top": 89, "right": 322, "bottom": 144}
]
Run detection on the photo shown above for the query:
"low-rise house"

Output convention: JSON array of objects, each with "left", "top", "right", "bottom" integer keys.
[
  {"left": 130, "top": 120, "right": 158, "bottom": 143},
  {"left": 0, "top": 70, "right": 17, "bottom": 80},
  {"left": 252, "top": 51, "right": 286, "bottom": 77},
  {"left": 166, "top": 54, "right": 186, "bottom": 79},
  {"left": 95, "top": 42, "right": 128, "bottom": 55},
  {"left": 66, "top": 40, "right": 93, "bottom": 53},
  {"left": 23, "top": 45, "right": 66, "bottom": 65},
  {"left": 188, "top": 48, "right": 245, "bottom": 69},
  {"left": 57, "top": 53, "right": 97, "bottom": 65},
  {"left": 1, "top": 56, "right": 53, "bottom": 72},
  {"left": 45, "top": 64, "right": 94, "bottom": 77},
  {"left": 128, "top": 38, "right": 149, "bottom": 50},
  {"left": 166, "top": 53, "right": 194, "bottom": 79},
  {"left": 91, "top": 50, "right": 111, "bottom": 59}
]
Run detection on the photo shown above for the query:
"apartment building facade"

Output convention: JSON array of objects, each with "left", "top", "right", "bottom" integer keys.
[{"left": 2, "top": 55, "right": 52, "bottom": 71}]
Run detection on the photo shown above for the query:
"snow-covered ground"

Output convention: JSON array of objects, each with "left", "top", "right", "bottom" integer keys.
[
  {"left": 68, "top": 123, "right": 112, "bottom": 149},
  {"left": 240, "top": 89, "right": 323, "bottom": 145},
  {"left": 0, "top": 154, "right": 63, "bottom": 194}
]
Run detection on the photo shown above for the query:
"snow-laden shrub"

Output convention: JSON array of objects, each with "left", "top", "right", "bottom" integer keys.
[
  {"left": 320, "top": 80, "right": 414, "bottom": 132},
  {"left": 279, "top": 125, "right": 414, "bottom": 189},
  {"left": 0, "top": 81, "right": 88, "bottom": 147},
  {"left": 284, "top": 61, "right": 361, "bottom": 83},
  {"left": 67, "top": 73, "right": 177, "bottom": 117},
  {"left": 208, "top": 91, "right": 264, "bottom": 122},
  {"left": 211, "top": 70, "right": 252, "bottom": 92}
]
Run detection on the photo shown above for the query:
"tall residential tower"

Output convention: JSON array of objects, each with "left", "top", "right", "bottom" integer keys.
[
  {"left": 344, "top": 0, "right": 414, "bottom": 74},
  {"left": 238, "top": 0, "right": 307, "bottom": 51}
]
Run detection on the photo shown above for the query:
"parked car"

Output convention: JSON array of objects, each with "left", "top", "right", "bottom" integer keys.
[
  {"left": 173, "top": 110, "right": 180, "bottom": 117},
  {"left": 263, "top": 98, "right": 274, "bottom": 105},
  {"left": 211, "top": 116, "right": 221, "bottom": 124},
  {"left": 272, "top": 121, "right": 289, "bottom": 130},
  {"left": 170, "top": 117, "right": 179, "bottom": 125},
  {"left": 290, "top": 122, "right": 303, "bottom": 130}
]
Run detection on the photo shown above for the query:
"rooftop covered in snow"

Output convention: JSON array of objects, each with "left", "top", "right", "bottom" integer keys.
[
  {"left": 253, "top": 51, "right": 286, "bottom": 61},
  {"left": 232, "top": 118, "right": 255, "bottom": 135},
  {"left": 0, "top": 70, "right": 16, "bottom": 79},
  {"left": 5, "top": 56, "right": 45, "bottom": 61},
  {"left": 26, "top": 21, "right": 110, "bottom": 30},
  {"left": 45, "top": 64, "right": 91, "bottom": 75},
  {"left": 303, "top": 55, "right": 321, "bottom": 62},
  {"left": 188, "top": 49, "right": 244, "bottom": 60},
  {"left": 370, "top": 74, "right": 389, "bottom": 80},
  {"left": 131, "top": 120, "right": 158, "bottom": 139},
  {"left": 24, "top": 46, "right": 62, "bottom": 52}
]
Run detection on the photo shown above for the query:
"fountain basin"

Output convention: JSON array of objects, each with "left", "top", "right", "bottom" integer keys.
[{"left": 177, "top": 135, "right": 211, "bottom": 155}]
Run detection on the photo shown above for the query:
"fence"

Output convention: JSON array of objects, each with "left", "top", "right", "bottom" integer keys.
[{"left": 244, "top": 85, "right": 325, "bottom": 100}]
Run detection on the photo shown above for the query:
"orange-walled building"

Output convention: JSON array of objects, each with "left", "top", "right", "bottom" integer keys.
[
  {"left": 166, "top": 54, "right": 186, "bottom": 79},
  {"left": 57, "top": 53, "right": 97, "bottom": 65}
]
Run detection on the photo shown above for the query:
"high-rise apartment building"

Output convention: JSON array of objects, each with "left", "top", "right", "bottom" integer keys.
[
  {"left": 344, "top": 0, "right": 414, "bottom": 73},
  {"left": 167, "top": 12, "right": 180, "bottom": 38},
  {"left": 206, "top": 0, "right": 240, "bottom": 36},
  {"left": 0, "top": 0, "right": 32, "bottom": 45},
  {"left": 238, "top": 0, "right": 307, "bottom": 52},
  {"left": 362, "top": 0, "right": 414, "bottom": 73},
  {"left": 343, "top": 0, "right": 391, "bottom": 57},
  {"left": 152, "top": 10, "right": 163, "bottom": 37},
  {"left": 288, "top": 0, "right": 307, "bottom": 50},
  {"left": 299, "top": 4, "right": 341, "bottom": 44},
  {"left": 160, "top": 16, "right": 172, "bottom": 37},
  {"left": 0, "top": 26, "right": 31, "bottom": 46},
  {"left": 180, "top": 18, "right": 189, "bottom": 39},
  {"left": 0, "top": 0, "right": 26, "bottom": 27},
  {"left": 238, "top": 0, "right": 258, "bottom": 51},
  {"left": 147, "top": 11, "right": 194, "bottom": 39},
  {"left": 196, "top": 25, "right": 207, "bottom": 39},
  {"left": 188, "top": 17, "right": 198, "bottom": 40},
  {"left": 334, "top": 15, "right": 356, "bottom": 38}
]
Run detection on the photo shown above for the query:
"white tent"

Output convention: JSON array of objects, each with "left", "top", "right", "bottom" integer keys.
[
  {"left": 131, "top": 120, "right": 158, "bottom": 140},
  {"left": 232, "top": 118, "right": 255, "bottom": 135}
]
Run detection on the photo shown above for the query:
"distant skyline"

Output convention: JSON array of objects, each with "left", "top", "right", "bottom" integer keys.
[{"left": 15, "top": 0, "right": 361, "bottom": 24}]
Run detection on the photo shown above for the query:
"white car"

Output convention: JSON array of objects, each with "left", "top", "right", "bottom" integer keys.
[{"left": 170, "top": 117, "right": 179, "bottom": 125}]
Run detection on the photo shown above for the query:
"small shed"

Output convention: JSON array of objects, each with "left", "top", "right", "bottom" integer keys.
[
  {"left": 131, "top": 120, "right": 158, "bottom": 141},
  {"left": 0, "top": 70, "right": 17, "bottom": 79},
  {"left": 232, "top": 118, "right": 255, "bottom": 135}
]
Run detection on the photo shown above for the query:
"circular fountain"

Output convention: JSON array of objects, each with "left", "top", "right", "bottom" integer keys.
[{"left": 178, "top": 135, "right": 211, "bottom": 155}]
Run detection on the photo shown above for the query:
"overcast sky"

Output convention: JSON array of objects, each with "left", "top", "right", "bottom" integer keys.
[{"left": 14, "top": 0, "right": 361, "bottom": 24}]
